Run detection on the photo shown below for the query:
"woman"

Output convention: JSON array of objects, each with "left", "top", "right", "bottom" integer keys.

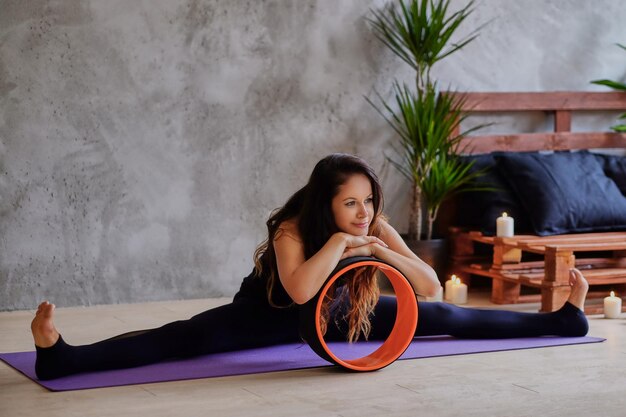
[{"left": 31, "top": 153, "right": 589, "bottom": 380}]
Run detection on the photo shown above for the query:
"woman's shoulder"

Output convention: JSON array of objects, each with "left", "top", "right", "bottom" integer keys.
[
  {"left": 377, "top": 217, "right": 401, "bottom": 240},
  {"left": 275, "top": 218, "right": 302, "bottom": 243},
  {"left": 376, "top": 216, "right": 392, "bottom": 232}
]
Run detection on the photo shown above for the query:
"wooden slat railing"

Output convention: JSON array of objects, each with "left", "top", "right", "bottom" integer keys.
[{"left": 446, "top": 91, "right": 626, "bottom": 153}]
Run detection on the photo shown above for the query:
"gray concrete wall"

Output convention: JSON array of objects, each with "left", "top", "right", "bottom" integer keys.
[{"left": 1, "top": 0, "right": 625, "bottom": 310}]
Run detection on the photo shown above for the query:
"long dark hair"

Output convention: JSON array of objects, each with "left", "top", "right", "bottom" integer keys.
[{"left": 253, "top": 153, "right": 385, "bottom": 342}]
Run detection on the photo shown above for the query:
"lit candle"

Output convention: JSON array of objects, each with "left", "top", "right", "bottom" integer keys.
[
  {"left": 496, "top": 212, "right": 514, "bottom": 237},
  {"left": 604, "top": 291, "right": 622, "bottom": 319},
  {"left": 450, "top": 277, "right": 468, "bottom": 304},
  {"left": 426, "top": 286, "right": 443, "bottom": 302},
  {"left": 444, "top": 275, "right": 457, "bottom": 301}
]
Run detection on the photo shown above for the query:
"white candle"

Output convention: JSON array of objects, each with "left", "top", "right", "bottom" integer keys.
[
  {"left": 426, "top": 286, "right": 443, "bottom": 302},
  {"left": 450, "top": 277, "right": 468, "bottom": 304},
  {"left": 444, "top": 275, "right": 457, "bottom": 301},
  {"left": 604, "top": 291, "right": 622, "bottom": 319},
  {"left": 496, "top": 212, "right": 514, "bottom": 237}
]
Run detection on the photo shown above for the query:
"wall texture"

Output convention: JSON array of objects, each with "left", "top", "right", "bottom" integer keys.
[{"left": 1, "top": 0, "right": 625, "bottom": 310}]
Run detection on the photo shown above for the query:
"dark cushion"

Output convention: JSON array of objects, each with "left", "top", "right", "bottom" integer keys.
[
  {"left": 455, "top": 154, "right": 531, "bottom": 235},
  {"left": 496, "top": 151, "right": 626, "bottom": 236},
  {"left": 594, "top": 153, "right": 626, "bottom": 196}
]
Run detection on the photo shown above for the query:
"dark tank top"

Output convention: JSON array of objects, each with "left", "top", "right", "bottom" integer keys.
[{"left": 234, "top": 267, "right": 294, "bottom": 307}]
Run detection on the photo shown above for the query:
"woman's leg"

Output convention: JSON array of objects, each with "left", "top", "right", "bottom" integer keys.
[
  {"left": 31, "top": 299, "right": 300, "bottom": 380},
  {"left": 413, "top": 300, "right": 588, "bottom": 338},
  {"left": 367, "top": 269, "right": 589, "bottom": 340}
]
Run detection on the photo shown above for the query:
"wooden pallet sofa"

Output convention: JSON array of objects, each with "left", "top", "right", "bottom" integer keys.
[{"left": 447, "top": 91, "right": 626, "bottom": 313}]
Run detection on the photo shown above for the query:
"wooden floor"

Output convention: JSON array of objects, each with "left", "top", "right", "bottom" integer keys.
[{"left": 1, "top": 291, "right": 625, "bottom": 417}]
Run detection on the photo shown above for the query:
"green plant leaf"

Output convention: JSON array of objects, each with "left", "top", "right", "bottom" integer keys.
[
  {"left": 590, "top": 42, "right": 626, "bottom": 131},
  {"left": 591, "top": 79, "right": 626, "bottom": 91},
  {"left": 611, "top": 124, "right": 626, "bottom": 132}
]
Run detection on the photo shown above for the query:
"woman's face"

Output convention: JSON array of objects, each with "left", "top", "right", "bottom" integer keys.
[{"left": 331, "top": 173, "right": 375, "bottom": 236}]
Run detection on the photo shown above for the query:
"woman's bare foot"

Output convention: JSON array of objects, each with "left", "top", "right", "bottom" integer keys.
[
  {"left": 31, "top": 301, "right": 60, "bottom": 348},
  {"left": 567, "top": 268, "right": 589, "bottom": 311}
]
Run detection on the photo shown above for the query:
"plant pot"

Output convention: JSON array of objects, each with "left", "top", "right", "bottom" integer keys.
[{"left": 403, "top": 238, "right": 450, "bottom": 285}]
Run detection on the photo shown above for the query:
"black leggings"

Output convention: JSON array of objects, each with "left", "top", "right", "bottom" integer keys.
[{"left": 35, "top": 297, "right": 588, "bottom": 380}]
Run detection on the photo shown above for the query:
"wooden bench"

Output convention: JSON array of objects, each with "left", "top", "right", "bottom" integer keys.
[{"left": 446, "top": 91, "right": 626, "bottom": 313}]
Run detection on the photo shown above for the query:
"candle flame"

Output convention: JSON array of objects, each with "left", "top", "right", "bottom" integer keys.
[
  {"left": 502, "top": 212, "right": 508, "bottom": 217},
  {"left": 451, "top": 274, "right": 457, "bottom": 280},
  {"left": 455, "top": 277, "right": 461, "bottom": 284},
  {"left": 611, "top": 291, "right": 615, "bottom": 297}
]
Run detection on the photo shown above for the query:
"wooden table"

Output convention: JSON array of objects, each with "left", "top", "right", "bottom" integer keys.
[{"left": 450, "top": 229, "right": 626, "bottom": 313}]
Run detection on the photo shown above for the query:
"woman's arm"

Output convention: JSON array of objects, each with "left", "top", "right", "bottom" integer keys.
[
  {"left": 273, "top": 222, "right": 387, "bottom": 304},
  {"left": 341, "top": 220, "right": 441, "bottom": 297}
]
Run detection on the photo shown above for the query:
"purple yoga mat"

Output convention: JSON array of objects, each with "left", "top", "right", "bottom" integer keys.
[{"left": 0, "top": 336, "right": 604, "bottom": 392}]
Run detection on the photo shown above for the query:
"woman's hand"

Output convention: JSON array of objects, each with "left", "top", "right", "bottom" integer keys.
[
  {"left": 336, "top": 232, "right": 388, "bottom": 260},
  {"left": 336, "top": 232, "right": 388, "bottom": 250},
  {"left": 340, "top": 242, "right": 385, "bottom": 259}
]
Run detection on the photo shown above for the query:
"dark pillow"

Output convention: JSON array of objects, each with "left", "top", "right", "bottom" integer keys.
[
  {"left": 455, "top": 154, "right": 531, "bottom": 235},
  {"left": 496, "top": 151, "right": 626, "bottom": 236},
  {"left": 594, "top": 153, "right": 626, "bottom": 196}
]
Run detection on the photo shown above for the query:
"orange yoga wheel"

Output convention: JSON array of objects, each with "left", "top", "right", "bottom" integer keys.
[{"left": 299, "top": 256, "right": 418, "bottom": 371}]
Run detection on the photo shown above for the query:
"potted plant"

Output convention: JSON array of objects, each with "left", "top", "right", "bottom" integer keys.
[{"left": 368, "top": 0, "right": 488, "bottom": 279}]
